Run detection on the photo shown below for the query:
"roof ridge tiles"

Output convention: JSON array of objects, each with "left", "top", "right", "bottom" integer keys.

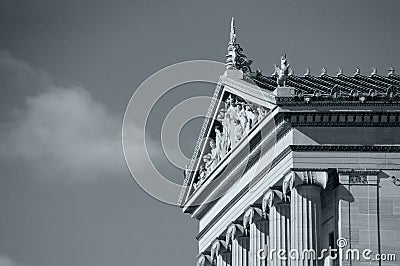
[
  {"left": 353, "top": 75, "right": 395, "bottom": 91},
  {"left": 318, "top": 75, "right": 356, "bottom": 93},
  {"left": 337, "top": 74, "right": 385, "bottom": 93},
  {"left": 288, "top": 76, "right": 328, "bottom": 93},
  {"left": 372, "top": 75, "right": 400, "bottom": 86}
]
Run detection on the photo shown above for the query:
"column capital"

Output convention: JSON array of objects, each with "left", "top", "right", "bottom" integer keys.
[
  {"left": 243, "top": 206, "right": 263, "bottom": 232},
  {"left": 262, "top": 189, "right": 285, "bottom": 217},
  {"left": 197, "top": 252, "right": 212, "bottom": 266},
  {"left": 210, "top": 238, "right": 227, "bottom": 262},
  {"left": 225, "top": 222, "right": 244, "bottom": 245},
  {"left": 283, "top": 170, "right": 328, "bottom": 196}
]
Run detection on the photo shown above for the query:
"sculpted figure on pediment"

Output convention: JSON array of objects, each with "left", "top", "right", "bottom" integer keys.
[
  {"left": 237, "top": 104, "right": 248, "bottom": 133},
  {"left": 203, "top": 139, "right": 221, "bottom": 175},
  {"left": 233, "top": 119, "right": 244, "bottom": 147},
  {"left": 245, "top": 105, "right": 257, "bottom": 131},
  {"left": 215, "top": 126, "right": 229, "bottom": 159},
  {"left": 192, "top": 93, "right": 269, "bottom": 191},
  {"left": 257, "top": 106, "right": 266, "bottom": 123}
]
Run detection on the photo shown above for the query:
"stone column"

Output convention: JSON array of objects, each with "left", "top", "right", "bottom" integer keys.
[
  {"left": 283, "top": 171, "right": 328, "bottom": 266},
  {"left": 243, "top": 206, "right": 269, "bottom": 266},
  {"left": 226, "top": 223, "right": 250, "bottom": 266},
  {"left": 211, "top": 238, "right": 231, "bottom": 266},
  {"left": 263, "top": 189, "right": 290, "bottom": 266}
]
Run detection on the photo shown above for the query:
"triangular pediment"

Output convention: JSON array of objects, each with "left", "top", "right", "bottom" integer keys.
[{"left": 179, "top": 71, "right": 278, "bottom": 206}]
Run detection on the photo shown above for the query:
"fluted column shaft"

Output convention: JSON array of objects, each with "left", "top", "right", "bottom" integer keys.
[
  {"left": 269, "top": 202, "right": 290, "bottom": 266},
  {"left": 249, "top": 220, "right": 269, "bottom": 266},
  {"left": 290, "top": 184, "right": 322, "bottom": 266},
  {"left": 232, "top": 236, "right": 250, "bottom": 266},
  {"left": 218, "top": 252, "right": 232, "bottom": 266}
]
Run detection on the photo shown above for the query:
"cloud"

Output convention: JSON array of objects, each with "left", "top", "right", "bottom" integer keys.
[
  {"left": 0, "top": 254, "right": 23, "bottom": 266},
  {"left": 0, "top": 51, "right": 51, "bottom": 119},
  {"left": 0, "top": 51, "right": 126, "bottom": 181}
]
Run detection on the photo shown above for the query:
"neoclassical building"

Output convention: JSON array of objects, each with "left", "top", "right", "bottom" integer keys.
[{"left": 179, "top": 18, "right": 400, "bottom": 266}]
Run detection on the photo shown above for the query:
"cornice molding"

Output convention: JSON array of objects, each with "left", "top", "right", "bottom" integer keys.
[
  {"left": 275, "top": 98, "right": 400, "bottom": 107},
  {"left": 291, "top": 145, "right": 400, "bottom": 152}
]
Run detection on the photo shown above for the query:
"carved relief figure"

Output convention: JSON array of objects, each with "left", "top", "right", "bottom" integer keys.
[
  {"left": 215, "top": 126, "right": 229, "bottom": 159},
  {"left": 245, "top": 105, "right": 257, "bottom": 132},
  {"left": 233, "top": 119, "right": 244, "bottom": 147},
  {"left": 193, "top": 93, "right": 268, "bottom": 190},
  {"left": 203, "top": 139, "right": 221, "bottom": 174},
  {"left": 237, "top": 104, "right": 248, "bottom": 132}
]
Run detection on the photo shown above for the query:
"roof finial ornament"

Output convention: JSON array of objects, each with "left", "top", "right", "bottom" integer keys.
[
  {"left": 225, "top": 17, "right": 237, "bottom": 70},
  {"left": 337, "top": 68, "right": 343, "bottom": 76},
  {"left": 320, "top": 67, "right": 327, "bottom": 77},
  {"left": 304, "top": 68, "right": 310, "bottom": 77},
  {"left": 388, "top": 65, "right": 395, "bottom": 76},
  {"left": 229, "top": 17, "right": 236, "bottom": 45},
  {"left": 274, "top": 54, "right": 290, "bottom": 87},
  {"left": 370, "top": 67, "right": 377, "bottom": 76},
  {"left": 353, "top": 67, "right": 360, "bottom": 76}
]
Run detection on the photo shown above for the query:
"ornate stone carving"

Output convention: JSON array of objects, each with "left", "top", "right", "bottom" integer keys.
[
  {"left": 282, "top": 170, "right": 328, "bottom": 196},
  {"left": 234, "top": 43, "right": 253, "bottom": 73},
  {"left": 226, "top": 17, "right": 237, "bottom": 70},
  {"left": 320, "top": 67, "right": 327, "bottom": 76},
  {"left": 243, "top": 206, "right": 263, "bottom": 235},
  {"left": 330, "top": 85, "right": 341, "bottom": 98},
  {"left": 210, "top": 240, "right": 221, "bottom": 263},
  {"left": 262, "top": 189, "right": 284, "bottom": 217},
  {"left": 370, "top": 67, "right": 377, "bottom": 76},
  {"left": 282, "top": 172, "right": 294, "bottom": 197},
  {"left": 243, "top": 207, "right": 254, "bottom": 231},
  {"left": 225, "top": 18, "right": 253, "bottom": 73},
  {"left": 386, "top": 85, "right": 395, "bottom": 98},
  {"left": 353, "top": 67, "right": 361, "bottom": 76},
  {"left": 225, "top": 223, "right": 236, "bottom": 246},
  {"left": 193, "top": 92, "right": 268, "bottom": 190},
  {"left": 388, "top": 66, "right": 395, "bottom": 76},
  {"left": 197, "top": 253, "right": 211, "bottom": 266},
  {"left": 225, "top": 223, "right": 244, "bottom": 248},
  {"left": 274, "top": 54, "right": 291, "bottom": 87}
]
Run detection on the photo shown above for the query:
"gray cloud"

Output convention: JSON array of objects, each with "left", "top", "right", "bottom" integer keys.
[
  {"left": 0, "top": 52, "right": 127, "bottom": 181},
  {"left": 0, "top": 254, "right": 23, "bottom": 266}
]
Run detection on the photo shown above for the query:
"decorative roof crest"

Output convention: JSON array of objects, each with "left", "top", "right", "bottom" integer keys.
[
  {"left": 353, "top": 67, "right": 360, "bottom": 76},
  {"left": 274, "top": 54, "right": 290, "bottom": 87},
  {"left": 337, "top": 68, "right": 343, "bottom": 76},
  {"left": 229, "top": 17, "right": 236, "bottom": 44},
  {"left": 388, "top": 65, "right": 395, "bottom": 76},
  {"left": 226, "top": 17, "right": 237, "bottom": 70},
  {"left": 225, "top": 18, "right": 253, "bottom": 73},
  {"left": 370, "top": 67, "right": 377, "bottom": 76},
  {"left": 304, "top": 68, "right": 310, "bottom": 77},
  {"left": 320, "top": 67, "right": 327, "bottom": 76},
  {"left": 330, "top": 85, "right": 341, "bottom": 98}
]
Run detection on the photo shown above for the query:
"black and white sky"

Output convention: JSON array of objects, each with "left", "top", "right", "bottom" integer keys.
[{"left": 0, "top": 0, "right": 399, "bottom": 266}]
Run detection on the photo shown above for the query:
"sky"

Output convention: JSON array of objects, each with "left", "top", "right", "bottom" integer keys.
[{"left": 0, "top": 0, "right": 400, "bottom": 266}]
